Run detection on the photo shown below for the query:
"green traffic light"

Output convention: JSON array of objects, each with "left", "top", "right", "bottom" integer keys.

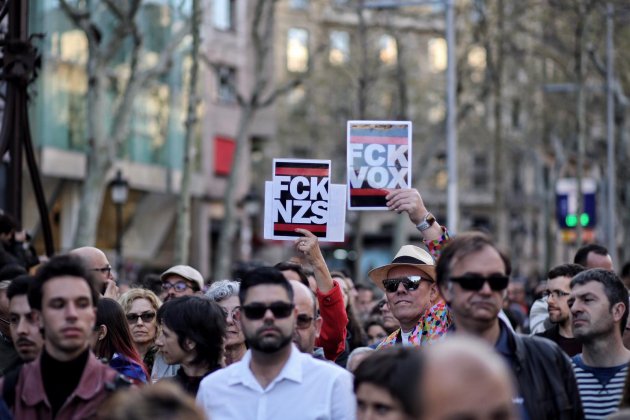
[
  {"left": 565, "top": 214, "right": 578, "bottom": 227},
  {"left": 580, "top": 213, "right": 590, "bottom": 227}
]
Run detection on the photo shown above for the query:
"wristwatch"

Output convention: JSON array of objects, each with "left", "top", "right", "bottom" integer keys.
[{"left": 416, "top": 212, "right": 436, "bottom": 232}]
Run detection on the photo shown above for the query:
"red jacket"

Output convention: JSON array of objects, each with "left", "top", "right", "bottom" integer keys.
[
  {"left": 315, "top": 282, "right": 348, "bottom": 361},
  {"left": 0, "top": 351, "right": 121, "bottom": 420}
]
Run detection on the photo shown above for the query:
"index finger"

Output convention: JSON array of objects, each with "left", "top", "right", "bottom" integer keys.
[{"left": 295, "top": 228, "right": 316, "bottom": 238}]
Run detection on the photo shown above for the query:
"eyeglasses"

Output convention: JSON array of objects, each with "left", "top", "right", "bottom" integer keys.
[
  {"left": 126, "top": 311, "right": 156, "bottom": 324},
  {"left": 542, "top": 290, "right": 571, "bottom": 300},
  {"left": 241, "top": 302, "right": 294, "bottom": 320},
  {"left": 449, "top": 274, "right": 509, "bottom": 291},
  {"left": 221, "top": 306, "right": 241, "bottom": 320},
  {"left": 382, "top": 276, "right": 431, "bottom": 293},
  {"left": 296, "top": 314, "right": 315, "bottom": 329},
  {"left": 161, "top": 281, "right": 193, "bottom": 292},
  {"left": 91, "top": 265, "right": 112, "bottom": 276}
]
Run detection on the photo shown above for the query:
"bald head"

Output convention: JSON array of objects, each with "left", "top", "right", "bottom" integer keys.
[
  {"left": 290, "top": 280, "right": 320, "bottom": 354},
  {"left": 421, "top": 337, "right": 517, "bottom": 420},
  {"left": 70, "top": 247, "right": 113, "bottom": 292}
]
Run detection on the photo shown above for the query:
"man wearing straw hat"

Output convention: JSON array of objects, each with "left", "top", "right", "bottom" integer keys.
[{"left": 369, "top": 188, "right": 452, "bottom": 347}]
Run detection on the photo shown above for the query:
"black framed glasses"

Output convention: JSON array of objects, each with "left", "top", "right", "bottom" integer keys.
[
  {"left": 449, "top": 274, "right": 509, "bottom": 291},
  {"left": 126, "top": 311, "right": 156, "bottom": 324},
  {"left": 161, "top": 281, "right": 192, "bottom": 292},
  {"left": 241, "top": 302, "right": 294, "bottom": 320},
  {"left": 296, "top": 314, "right": 315, "bottom": 329},
  {"left": 542, "top": 290, "right": 571, "bottom": 300},
  {"left": 91, "top": 265, "right": 112, "bottom": 276},
  {"left": 382, "top": 276, "right": 430, "bottom": 293}
]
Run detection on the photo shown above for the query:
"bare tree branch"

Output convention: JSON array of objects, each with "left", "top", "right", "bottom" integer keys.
[{"left": 258, "top": 78, "right": 303, "bottom": 108}]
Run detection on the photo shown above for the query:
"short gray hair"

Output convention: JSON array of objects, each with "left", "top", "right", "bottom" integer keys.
[{"left": 206, "top": 280, "right": 240, "bottom": 302}]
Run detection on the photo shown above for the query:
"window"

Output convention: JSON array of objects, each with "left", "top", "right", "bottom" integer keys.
[
  {"left": 287, "top": 28, "right": 309, "bottom": 73},
  {"left": 216, "top": 65, "right": 237, "bottom": 104},
  {"left": 329, "top": 31, "right": 350, "bottom": 65},
  {"left": 213, "top": 0, "right": 236, "bottom": 31},
  {"left": 378, "top": 34, "right": 397, "bottom": 66},
  {"left": 289, "top": 0, "right": 308, "bottom": 9},
  {"left": 428, "top": 37, "right": 447, "bottom": 73},
  {"left": 472, "top": 154, "right": 489, "bottom": 189}
]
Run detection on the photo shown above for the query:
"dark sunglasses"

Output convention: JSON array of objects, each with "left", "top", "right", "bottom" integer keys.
[
  {"left": 126, "top": 312, "right": 156, "bottom": 324},
  {"left": 296, "top": 314, "right": 315, "bottom": 330},
  {"left": 161, "top": 281, "right": 192, "bottom": 292},
  {"left": 382, "top": 276, "right": 431, "bottom": 293},
  {"left": 241, "top": 302, "right": 294, "bottom": 320},
  {"left": 449, "top": 274, "right": 509, "bottom": 291}
]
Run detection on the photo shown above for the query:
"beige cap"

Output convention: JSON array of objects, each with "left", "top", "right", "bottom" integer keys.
[{"left": 160, "top": 265, "right": 204, "bottom": 291}]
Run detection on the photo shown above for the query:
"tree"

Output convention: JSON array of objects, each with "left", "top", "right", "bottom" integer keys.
[
  {"left": 59, "top": 0, "right": 188, "bottom": 248},
  {"left": 212, "top": 0, "right": 304, "bottom": 281},
  {"left": 174, "top": 0, "right": 201, "bottom": 264}
]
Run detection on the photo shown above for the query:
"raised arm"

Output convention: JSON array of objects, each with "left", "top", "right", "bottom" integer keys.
[{"left": 385, "top": 188, "right": 450, "bottom": 259}]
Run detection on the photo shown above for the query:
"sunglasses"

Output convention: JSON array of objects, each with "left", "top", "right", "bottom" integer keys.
[
  {"left": 449, "top": 274, "right": 509, "bottom": 291},
  {"left": 241, "top": 302, "right": 294, "bottom": 320},
  {"left": 296, "top": 314, "right": 315, "bottom": 330},
  {"left": 126, "top": 311, "right": 156, "bottom": 324},
  {"left": 382, "top": 276, "right": 430, "bottom": 293},
  {"left": 161, "top": 281, "right": 193, "bottom": 292}
]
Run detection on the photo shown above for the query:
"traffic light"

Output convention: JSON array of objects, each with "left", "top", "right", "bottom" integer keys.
[
  {"left": 556, "top": 178, "right": 597, "bottom": 230},
  {"left": 564, "top": 213, "right": 590, "bottom": 228}
]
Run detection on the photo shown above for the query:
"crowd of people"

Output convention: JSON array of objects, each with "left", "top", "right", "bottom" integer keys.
[{"left": 1, "top": 189, "right": 630, "bottom": 419}]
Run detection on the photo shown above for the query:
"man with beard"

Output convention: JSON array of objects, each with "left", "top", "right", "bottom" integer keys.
[
  {"left": 536, "top": 264, "right": 585, "bottom": 356},
  {"left": 569, "top": 269, "right": 630, "bottom": 419},
  {"left": 7, "top": 275, "right": 44, "bottom": 365},
  {"left": 197, "top": 267, "right": 354, "bottom": 419}
]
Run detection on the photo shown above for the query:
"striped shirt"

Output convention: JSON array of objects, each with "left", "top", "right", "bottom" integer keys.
[{"left": 572, "top": 354, "right": 628, "bottom": 419}]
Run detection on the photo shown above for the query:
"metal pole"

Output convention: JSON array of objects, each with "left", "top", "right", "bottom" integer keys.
[
  {"left": 605, "top": 3, "right": 617, "bottom": 266},
  {"left": 446, "top": 0, "right": 458, "bottom": 233},
  {"left": 116, "top": 201, "right": 123, "bottom": 281}
]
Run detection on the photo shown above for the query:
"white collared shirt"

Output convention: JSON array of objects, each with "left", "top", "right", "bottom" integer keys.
[{"left": 196, "top": 344, "right": 355, "bottom": 420}]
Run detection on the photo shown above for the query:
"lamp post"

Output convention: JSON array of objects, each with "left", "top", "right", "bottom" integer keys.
[{"left": 110, "top": 170, "right": 129, "bottom": 281}]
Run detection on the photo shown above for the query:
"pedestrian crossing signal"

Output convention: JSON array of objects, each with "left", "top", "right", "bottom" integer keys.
[{"left": 565, "top": 213, "right": 590, "bottom": 228}]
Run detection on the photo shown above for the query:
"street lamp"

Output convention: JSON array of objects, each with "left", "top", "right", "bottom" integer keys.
[{"left": 110, "top": 170, "right": 129, "bottom": 282}]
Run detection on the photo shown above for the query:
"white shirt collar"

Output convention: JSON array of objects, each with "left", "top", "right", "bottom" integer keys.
[{"left": 228, "top": 344, "right": 304, "bottom": 392}]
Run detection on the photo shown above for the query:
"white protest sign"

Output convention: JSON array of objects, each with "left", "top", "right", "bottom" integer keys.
[
  {"left": 347, "top": 121, "right": 412, "bottom": 210},
  {"left": 264, "top": 159, "right": 346, "bottom": 241}
]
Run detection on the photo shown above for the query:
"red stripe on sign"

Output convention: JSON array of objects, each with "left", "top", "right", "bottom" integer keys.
[
  {"left": 350, "top": 189, "right": 389, "bottom": 196},
  {"left": 274, "top": 168, "right": 330, "bottom": 176},
  {"left": 349, "top": 136, "right": 408, "bottom": 145},
  {"left": 273, "top": 224, "right": 328, "bottom": 232}
]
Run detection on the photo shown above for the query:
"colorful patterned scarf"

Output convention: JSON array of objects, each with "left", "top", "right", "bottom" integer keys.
[{"left": 377, "top": 300, "right": 452, "bottom": 348}]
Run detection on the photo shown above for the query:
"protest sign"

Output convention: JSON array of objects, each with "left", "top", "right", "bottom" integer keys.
[
  {"left": 264, "top": 159, "right": 346, "bottom": 242},
  {"left": 347, "top": 121, "right": 412, "bottom": 210}
]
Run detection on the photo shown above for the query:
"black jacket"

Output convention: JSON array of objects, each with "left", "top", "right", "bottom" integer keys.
[{"left": 506, "top": 327, "right": 584, "bottom": 419}]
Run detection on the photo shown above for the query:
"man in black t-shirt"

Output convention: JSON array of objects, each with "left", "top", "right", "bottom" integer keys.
[{"left": 536, "top": 264, "right": 585, "bottom": 357}]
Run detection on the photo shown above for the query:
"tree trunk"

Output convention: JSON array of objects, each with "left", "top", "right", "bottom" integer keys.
[
  {"left": 175, "top": 0, "right": 201, "bottom": 264},
  {"left": 214, "top": 104, "right": 255, "bottom": 281},
  {"left": 73, "top": 57, "right": 111, "bottom": 247},
  {"left": 492, "top": 0, "right": 507, "bottom": 249}
]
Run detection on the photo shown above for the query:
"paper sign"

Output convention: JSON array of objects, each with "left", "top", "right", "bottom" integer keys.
[
  {"left": 269, "top": 159, "right": 331, "bottom": 239},
  {"left": 347, "top": 121, "right": 412, "bottom": 210},
  {"left": 264, "top": 158, "right": 346, "bottom": 242}
]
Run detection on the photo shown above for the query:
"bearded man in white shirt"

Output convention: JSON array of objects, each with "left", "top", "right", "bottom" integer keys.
[{"left": 196, "top": 266, "right": 355, "bottom": 420}]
